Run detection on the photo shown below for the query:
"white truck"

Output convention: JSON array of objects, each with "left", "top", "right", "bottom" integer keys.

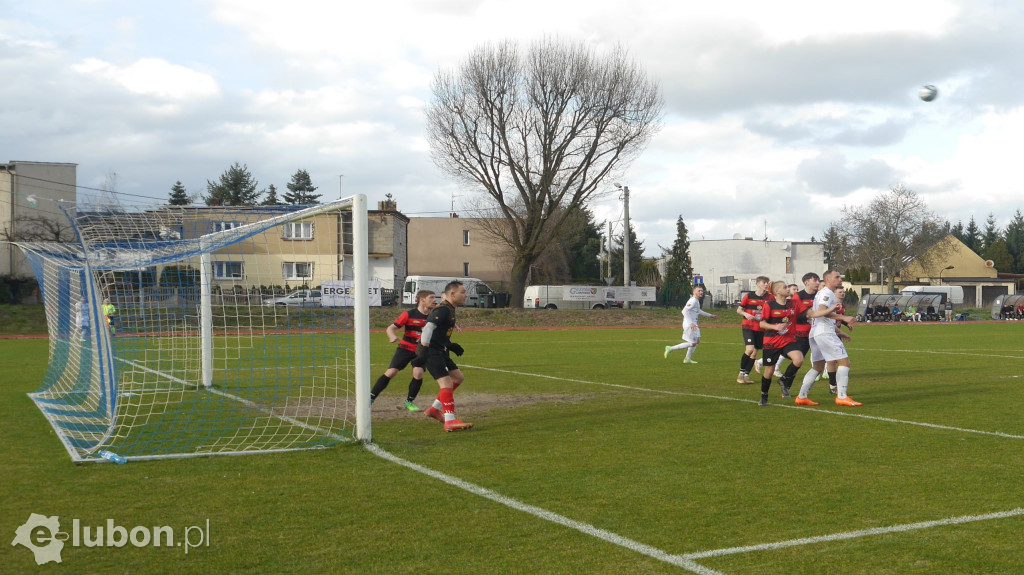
[
  {"left": 401, "top": 275, "right": 494, "bottom": 307},
  {"left": 523, "top": 285, "right": 623, "bottom": 310},
  {"left": 900, "top": 285, "right": 964, "bottom": 304}
]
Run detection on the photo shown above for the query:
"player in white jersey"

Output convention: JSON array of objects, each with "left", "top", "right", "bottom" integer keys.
[
  {"left": 664, "top": 285, "right": 716, "bottom": 363},
  {"left": 795, "top": 269, "right": 860, "bottom": 407}
]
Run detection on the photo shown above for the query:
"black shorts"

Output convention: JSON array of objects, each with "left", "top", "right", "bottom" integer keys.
[
  {"left": 425, "top": 349, "right": 458, "bottom": 380},
  {"left": 793, "top": 336, "right": 810, "bottom": 355},
  {"left": 762, "top": 342, "right": 804, "bottom": 366},
  {"left": 388, "top": 348, "right": 419, "bottom": 371},
  {"left": 742, "top": 328, "right": 764, "bottom": 350}
]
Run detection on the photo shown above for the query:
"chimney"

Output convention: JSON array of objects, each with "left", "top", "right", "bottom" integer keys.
[{"left": 377, "top": 193, "right": 396, "bottom": 212}]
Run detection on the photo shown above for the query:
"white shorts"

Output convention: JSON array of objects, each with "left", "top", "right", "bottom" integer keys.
[
  {"left": 682, "top": 323, "right": 700, "bottom": 343},
  {"left": 809, "top": 332, "right": 848, "bottom": 363}
]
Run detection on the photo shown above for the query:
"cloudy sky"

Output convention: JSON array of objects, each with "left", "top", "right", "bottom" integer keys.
[{"left": 4, "top": 0, "right": 1024, "bottom": 254}]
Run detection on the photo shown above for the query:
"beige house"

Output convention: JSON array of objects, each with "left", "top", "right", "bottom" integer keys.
[
  {"left": 1, "top": 161, "right": 78, "bottom": 277},
  {"left": 180, "top": 199, "right": 408, "bottom": 291},
  {"left": 407, "top": 216, "right": 511, "bottom": 286},
  {"left": 848, "top": 234, "right": 1015, "bottom": 307}
]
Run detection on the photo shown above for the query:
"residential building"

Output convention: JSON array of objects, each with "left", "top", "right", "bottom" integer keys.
[
  {"left": 407, "top": 216, "right": 510, "bottom": 286},
  {"left": 1, "top": 161, "right": 78, "bottom": 277},
  {"left": 849, "top": 234, "right": 1014, "bottom": 308}
]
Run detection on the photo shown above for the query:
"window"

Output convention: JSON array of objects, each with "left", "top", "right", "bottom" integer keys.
[
  {"left": 283, "top": 221, "right": 314, "bottom": 240},
  {"left": 785, "top": 257, "right": 792, "bottom": 274},
  {"left": 463, "top": 262, "right": 470, "bottom": 276},
  {"left": 283, "top": 262, "right": 314, "bottom": 281},
  {"left": 213, "top": 261, "right": 244, "bottom": 280},
  {"left": 462, "top": 229, "right": 470, "bottom": 246},
  {"left": 210, "top": 221, "right": 242, "bottom": 233}
]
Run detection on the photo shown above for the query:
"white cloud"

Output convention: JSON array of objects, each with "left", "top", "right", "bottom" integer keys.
[{"left": 72, "top": 57, "right": 220, "bottom": 100}]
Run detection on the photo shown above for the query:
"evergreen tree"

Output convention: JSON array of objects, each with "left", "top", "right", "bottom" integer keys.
[
  {"left": 661, "top": 215, "right": 694, "bottom": 306},
  {"left": 1004, "top": 210, "right": 1024, "bottom": 273},
  {"left": 664, "top": 216, "right": 693, "bottom": 282},
  {"left": 950, "top": 220, "right": 965, "bottom": 244},
  {"left": 168, "top": 181, "right": 191, "bottom": 206},
  {"left": 284, "top": 169, "right": 321, "bottom": 204},
  {"left": 984, "top": 238, "right": 1014, "bottom": 271},
  {"left": 565, "top": 208, "right": 603, "bottom": 283},
  {"left": 261, "top": 184, "right": 282, "bottom": 206},
  {"left": 204, "top": 162, "right": 261, "bottom": 206},
  {"left": 963, "top": 216, "right": 982, "bottom": 254},
  {"left": 983, "top": 213, "right": 1000, "bottom": 252}
]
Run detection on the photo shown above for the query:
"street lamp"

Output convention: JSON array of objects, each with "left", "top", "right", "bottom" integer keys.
[
  {"left": 939, "top": 265, "right": 955, "bottom": 283},
  {"left": 880, "top": 256, "right": 892, "bottom": 293}
]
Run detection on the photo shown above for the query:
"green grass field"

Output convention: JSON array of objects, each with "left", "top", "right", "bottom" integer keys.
[{"left": 3, "top": 321, "right": 1024, "bottom": 574}]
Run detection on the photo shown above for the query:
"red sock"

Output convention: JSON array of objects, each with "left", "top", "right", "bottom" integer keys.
[
  {"left": 452, "top": 380, "right": 461, "bottom": 391},
  {"left": 438, "top": 387, "right": 455, "bottom": 415}
]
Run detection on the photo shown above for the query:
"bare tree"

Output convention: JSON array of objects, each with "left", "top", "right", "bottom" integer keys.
[
  {"left": 832, "top": 184, "right": 950, "bottom": 292},
  {"left": 427, "top": 37, "right": 663, "bottom": 306},
  {"left": 1, "top": 215, "right": 77, "bottom": 243}
]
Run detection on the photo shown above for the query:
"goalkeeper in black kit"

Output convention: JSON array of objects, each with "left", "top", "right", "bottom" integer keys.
[{"left": 418, "top": 280, "right": 473, "bottom": 432}]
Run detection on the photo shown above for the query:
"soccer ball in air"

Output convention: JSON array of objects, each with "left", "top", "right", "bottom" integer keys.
[{"left": 919, "top": 85, "right": 938, "bottom": 102}]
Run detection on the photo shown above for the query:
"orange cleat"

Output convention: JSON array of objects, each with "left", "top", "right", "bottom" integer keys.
[
  {"left": 835, "top": 396, "right": 862, "bottom": 407},
  {"left": 424, "top": 407, "right": 444, "bottom": 422},
  {"left": 444, "top": 419, "right": 474, "bottom": 432},
  {"left": 794, "top": 397, "right": 818, "bottom": 406}
]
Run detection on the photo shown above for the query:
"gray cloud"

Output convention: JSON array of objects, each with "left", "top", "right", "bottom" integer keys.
[{"left": 795, "top": 150, "right": 898, "bottom": 196}]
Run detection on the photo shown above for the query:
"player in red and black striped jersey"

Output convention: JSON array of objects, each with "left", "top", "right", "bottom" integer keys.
[
  {"left": 775, "top": 272, "right": 820, "bottom": 396},
  {"left": 756, "top": 281, "right": 805, "bottom": 405},
  {"left": 370, "top": 290, "right": 437, "bottom": 410},
  {"left": 736, "top": 276, "right": 772, "bottom": 384}
]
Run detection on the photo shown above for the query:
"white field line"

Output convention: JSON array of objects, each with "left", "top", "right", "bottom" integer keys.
[
  {"left": 460, "top": 364, "right": 1024, "bottom": 440},
  {"left": 676, "top": 508, "right": 1024, "bottom": 561},
  {"left": 364, "top": 442, "right": 724, "bottom": 575},
  {"left": 116, "top": 358, "right": 347, "bottom": 442}
]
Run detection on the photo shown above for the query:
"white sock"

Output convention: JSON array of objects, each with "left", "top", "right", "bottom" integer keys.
[
  {"left": 670, "top": 342, "right": 693, "bottom": 351},
  {"left": 685, "top": 346, "right": 696, "bottom": 360},
  {"left": 837, "top": 366, "right": 851, "bottom": 398},
  {"left": 798, "top": 369, "right": 819, "bottom": 398},
  {"left": 432, "top": 399, "right": 442, "bottom": 410}
]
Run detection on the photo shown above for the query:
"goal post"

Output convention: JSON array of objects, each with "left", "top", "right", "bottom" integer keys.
[{"left": 14, "top": 194, "right": 372, "bottom": 462}]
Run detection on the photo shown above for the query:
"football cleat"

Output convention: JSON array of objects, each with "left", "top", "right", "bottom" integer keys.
[
  {"left": 403, "top": 401, "right": 421, "bottom": 412},
  {"left": 780, "top": 386, "right": 791, "bottom": 399},
  {"left": 794, "top": 397, "right": 819, "bottom": 406},
  {"left": 829, "top": 385, "right": 838, "bottom": 395},
  {"left": 444, "top": 419, "right": 474, "bottom": 432},
  {"left": 835, "top": 396, "right": 862, "bottom": 407},
  {"left": 664, "top": 346, "right": 671, "bottom": 359},
  {"left": 753, "top": 359, "right": 763, "bottom": 374},
  {"left": 424, "top": 407, "right": 444, "bottom": 422},
  {"left": 737, "top": 373, "right": 753, "bottom": 384},
  {"left": 759, "top": 393, "right": 769, "bottom": 407},
  {"left": 683, "top": 358, "right": 698, "bottom": 364}
]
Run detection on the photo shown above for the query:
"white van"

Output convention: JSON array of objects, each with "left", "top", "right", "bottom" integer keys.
[
  {"left": 402, "top": 275, "right": 493, "bottom": 307},
  {"left": 900, "top": 285, "right": 964, "bottom": 304},
  {"left": 523, "top": 285, "right": 619, "bottom": 310}
]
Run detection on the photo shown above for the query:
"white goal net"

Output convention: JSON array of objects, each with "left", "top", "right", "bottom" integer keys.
[{"left": 14, "top": 195, "right": 371, "bottom": 462}]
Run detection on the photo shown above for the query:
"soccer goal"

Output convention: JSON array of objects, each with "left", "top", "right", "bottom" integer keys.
[{"left": 14, "top": 195, "right": 371, "bottom": 462}]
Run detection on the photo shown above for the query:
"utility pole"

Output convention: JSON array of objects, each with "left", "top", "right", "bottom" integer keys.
[
  {"left": 607, "top": 220, "right": 613, "bottom": 281},
  {"left": 615, "top": 183, "right": 631, "bottom": 309}
]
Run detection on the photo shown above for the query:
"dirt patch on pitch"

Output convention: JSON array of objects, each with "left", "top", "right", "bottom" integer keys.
[
  {"left": 367, "top": 392, "right": 592, "bottom": 422},
  {"left": 274, "top": 392, "right": 591, "bottom": 423}
]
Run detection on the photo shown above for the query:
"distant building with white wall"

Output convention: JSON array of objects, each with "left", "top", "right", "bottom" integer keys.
[{"left": 659, "top": 236, "right": 826, "bottom": 305}]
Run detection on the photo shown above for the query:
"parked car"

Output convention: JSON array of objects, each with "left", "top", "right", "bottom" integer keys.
[{"left": 263, "top": 289, "right": 322, "bottom": 307}]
